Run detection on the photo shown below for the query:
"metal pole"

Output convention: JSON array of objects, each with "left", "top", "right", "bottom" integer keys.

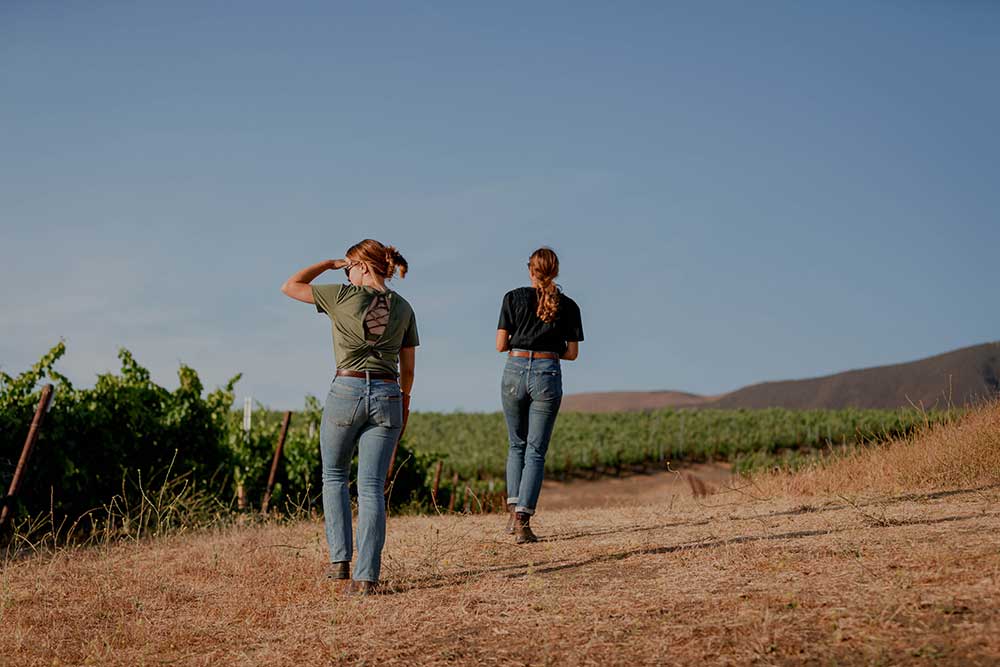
[
  {"left": 236, "top": 397, "right": 253, "bottom": 510},
  {"left": 1, "top": 384, "right": 54, "bottom": 528},
  {"left": 261, "top": 411, "right": 291, "bottom": 515},
  {"left": 243, "top": 397, "right": 253, "bottom": 433}
]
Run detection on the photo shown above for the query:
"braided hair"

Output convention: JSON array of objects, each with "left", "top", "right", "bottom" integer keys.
[{"left": 529, "top": 247, "right": 559, "bottom": 323}]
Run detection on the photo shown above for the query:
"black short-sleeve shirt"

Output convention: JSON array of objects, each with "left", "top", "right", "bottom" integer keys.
[{"left": 497, "top": 287, "right": 584, "bottom": 354}]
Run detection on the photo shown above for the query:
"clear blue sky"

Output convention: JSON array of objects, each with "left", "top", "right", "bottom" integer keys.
[{"left": 2, "top": 2, "right": 998, "bottom": 412}]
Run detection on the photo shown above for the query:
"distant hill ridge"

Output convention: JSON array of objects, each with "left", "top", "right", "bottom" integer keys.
[{"left": 562, "top": 341, "right": 1000, "bottom": 412}]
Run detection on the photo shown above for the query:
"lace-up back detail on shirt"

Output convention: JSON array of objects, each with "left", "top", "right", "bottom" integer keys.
[{"left": 363, "top": 292, "right": 391, "bottom": 342}]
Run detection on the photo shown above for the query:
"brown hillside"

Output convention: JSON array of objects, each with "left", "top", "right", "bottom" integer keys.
[
  {"left": 563, "top": 341, "right": 1000, "bottom": 411},
  {"left": 712, "top": 341, "right": 1000, "bottom": 410}
]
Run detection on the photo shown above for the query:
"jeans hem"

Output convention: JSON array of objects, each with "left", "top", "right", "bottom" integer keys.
[{"left": 515, "top": 506, "right": 535, "bottom": 515}]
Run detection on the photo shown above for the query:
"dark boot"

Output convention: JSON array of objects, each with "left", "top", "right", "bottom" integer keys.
[
  {"left": 514, "top": 512, "right": 538, "bottom": 544},
  {"left": 344, "top": 580, "right": 377, "bottom": 596},
  {"left": 325, "top": 561, "right": 350, "bottom": 580},
  {"left": 505, "top": 503, "right": 516, "bottom": 535}
]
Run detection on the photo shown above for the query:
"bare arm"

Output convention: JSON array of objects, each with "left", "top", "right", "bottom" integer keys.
[
  {"left": 560, "top": 341, "right": 579, "bottom": 361},
  {"left": 399, "top": 347, "right": 416, "bottom": 396},
  {"left": 280, "top": 259, "right": 346, "bottom": 303},
  {"left": 496, "top": 329, "right": 511, "bottom": 353}
]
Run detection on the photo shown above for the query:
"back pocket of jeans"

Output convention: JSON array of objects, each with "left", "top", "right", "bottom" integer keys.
[
  {"left": 328, "top": 393, "right": 363, "bottom": 427},
  {"left": 502, "top": 368, "right": 524, "bottom": 396},
  {"left": 533, "top": 370, "right": 563, "bottom": 401},
  {"left": 375, "top": 394, "right": 402, "bottom": 429}
]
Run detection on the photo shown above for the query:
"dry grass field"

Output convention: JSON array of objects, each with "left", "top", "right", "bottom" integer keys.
[{"left": 2, "top": 406, "right": 999, "bottom": 666}]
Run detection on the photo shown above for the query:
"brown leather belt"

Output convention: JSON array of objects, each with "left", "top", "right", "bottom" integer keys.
[
  {"left": 508, "top": 350, "right": 560, "bottom": 360},
  {"left": 336, "top": 369, "right": 398, "bottom": 381}
]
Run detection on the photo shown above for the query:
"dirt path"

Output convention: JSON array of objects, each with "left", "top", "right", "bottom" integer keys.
[{"left": 539, "top": 462, "right": 735, "bottom": 511}]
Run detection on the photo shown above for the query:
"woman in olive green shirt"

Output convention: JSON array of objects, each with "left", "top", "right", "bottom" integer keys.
[{"left": 281, "top": 239, "right": 418, "bottom": 595}]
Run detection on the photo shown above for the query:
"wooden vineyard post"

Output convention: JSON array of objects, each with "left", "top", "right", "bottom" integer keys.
[
  {"left": 1, "top": 384, "right": 54, "bottom": 528},
  {"left": 385, "top": 445, "right": 400, "bottom": 489},
  {"left": 430, "top": 460, "right": 443, "bottom": 510},
  {"left": 261, "top": 411, "right": 292, "bottom": 515},
  {"left": 448, "top": 472, "right": 459, "bottom": 512}
]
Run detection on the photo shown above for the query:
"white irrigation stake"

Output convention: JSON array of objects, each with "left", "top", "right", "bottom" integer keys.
[{"left": 235, "top": 396, "right": 254, "bottom": 510}]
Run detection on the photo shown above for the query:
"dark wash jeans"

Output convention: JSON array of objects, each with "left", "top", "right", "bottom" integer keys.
[
  {"left": 501, "top": 353, "right": 563, "bottom": 515},
  {"left": 320, "top": 375, "right": 402, "bottom": 582}
]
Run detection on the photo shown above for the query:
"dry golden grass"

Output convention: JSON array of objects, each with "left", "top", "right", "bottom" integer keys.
[
  {"left": 754, "top": 402, "right": 1000, "bottom": 498},
  {"left": 2, "top": 405, "right": 999, "bottom": 666}
]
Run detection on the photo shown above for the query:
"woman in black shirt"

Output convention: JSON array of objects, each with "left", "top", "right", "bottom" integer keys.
[{"left": 496, "top": 247, "right": 584, "bottom": 543}]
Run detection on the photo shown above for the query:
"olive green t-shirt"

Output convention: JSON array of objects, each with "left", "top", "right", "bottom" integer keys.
[{"left": 311, "top": 284, "right": 420, "bottom": 374}]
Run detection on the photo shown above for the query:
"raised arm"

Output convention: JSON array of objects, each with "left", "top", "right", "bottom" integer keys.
[
  {"left": 496, "top": 329, "right": 511, "bottom": 353},
  {"left": 280, "top": 259, "right": 346, "bottom": 303}
]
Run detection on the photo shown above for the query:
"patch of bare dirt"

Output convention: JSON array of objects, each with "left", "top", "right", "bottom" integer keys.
[{"left": 540, "top": 463, "right": 734, "bottom": 511}]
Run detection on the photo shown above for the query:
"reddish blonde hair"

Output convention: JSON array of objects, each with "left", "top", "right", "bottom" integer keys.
[
  {"left": 529, "top": 247, "right": 559, "bottom": 323},
  {"left": 346, "top": 239, "right": 408, "bottom": 280}
]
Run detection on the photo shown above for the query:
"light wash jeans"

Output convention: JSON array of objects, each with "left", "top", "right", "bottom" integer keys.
[
  {"left": 501, "top": 353, "right": 562, "bottom": 515},
  {"left": 320, "top": 375, "right": 402, "bottom": 582}
]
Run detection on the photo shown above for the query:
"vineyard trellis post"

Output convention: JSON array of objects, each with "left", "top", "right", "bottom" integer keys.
[
  {"left": 384, "top": 400, "right": 411, "bottom": 492},
  {"left": 430, "top": 460, "right": 443, "bottom": 509},
  {"left": 243, "top": 396, "right": 253, "bottom": 433},
  {"left": 0, "top": 384, "right": 54, "bottom": 528},
  {"left": 261, "top": 410, "right": 292, "bottom": 515},
  {"left": 236, "top": 396, "right": 253, "bottom": 510},
  {"left": 448, "top": 472, "right": 458, "bottom": 511}
]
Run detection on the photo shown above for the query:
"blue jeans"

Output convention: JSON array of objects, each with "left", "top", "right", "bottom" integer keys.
[
  {"left": 320, "top": 375, "right": 402, "bottom": 582},
  {"left": 501, "top": 354, "right": 562, "bottom": 515}
]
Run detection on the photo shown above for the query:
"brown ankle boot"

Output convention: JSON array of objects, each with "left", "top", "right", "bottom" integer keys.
[
  {"left": 514, "top": 512, "right": 538, "bottom": 544},
  {"left": 324, "top": 561, "right": 351, "bottom": 580},
  {"left": 505, "top": 503, "right": 516, "bottom": 535},
  {"left": 343, "top": 580, "right": 377, "bottom": 596}
]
